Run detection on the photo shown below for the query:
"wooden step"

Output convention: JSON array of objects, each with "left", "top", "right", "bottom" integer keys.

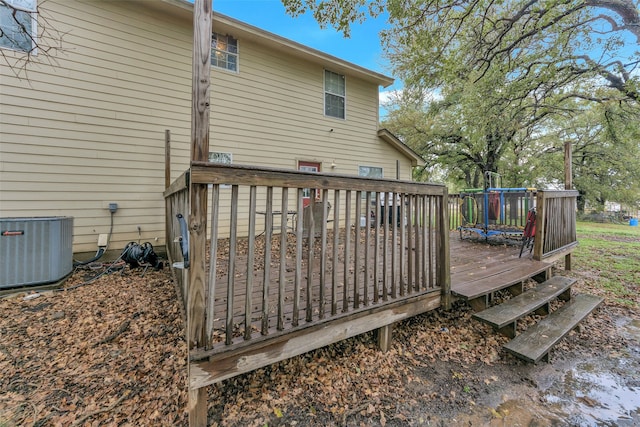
[
  {"left": 472, "top": 276, "right": 576, "bottom": 338},
  {"left": 503, "top": 294, "right": 603, "bottom": 363}
]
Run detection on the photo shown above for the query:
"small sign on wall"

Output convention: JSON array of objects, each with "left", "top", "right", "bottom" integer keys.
[{"left": 209, "top": 151, "right": 232, "bottom": 189}]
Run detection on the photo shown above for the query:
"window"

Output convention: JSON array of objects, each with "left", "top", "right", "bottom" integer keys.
[
  {"left": 208, "top": 151, "right": 232, "bottom": 165},
  {"left": 0, "top": 0, "right": 36, "bottom": 52},
  {"left": 358, "top": 166, "right": 383, "bottom": 179},
  {"left": 324, "top": 70, "right": 345, "bottom": 119},
  {"left": 359, "top": 166, "right": 383, "bottom": 199},
  {"left": 211, "top": 32, "right": 238, "bottom": 72}
]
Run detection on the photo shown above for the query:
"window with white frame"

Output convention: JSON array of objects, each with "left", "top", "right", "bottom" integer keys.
[
  {"left": 208, "top": 151, "right": 232, "bottom": 165},
  {"left": 324, "top": 70, "right": 345, "bottom": 119},
  {"left": 211, "top": 32, "right": 238, "bottom": 72},
  {"left": 0, "top": 0, "right": 36, "bottom": 52}
]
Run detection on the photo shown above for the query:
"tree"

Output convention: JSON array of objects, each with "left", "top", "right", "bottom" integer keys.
[
  {"left": 281, "top": 0, "right": 639, "bottom": 104},
  {"left": 532, "top": 100, "right": 640, "bottom": 212},
  {"left": 0, "top": 0, "right": 64, "bottom": 75},
  {"left": 283, "top": 0, "right": 640, "bottom": 209},
  {"left": 381, "top": 62, "right": 560, "bottom": 189}
]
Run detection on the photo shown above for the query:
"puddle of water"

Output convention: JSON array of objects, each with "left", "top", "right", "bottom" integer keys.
[
  {"left": 443, "top": 315, "right": 640, "bottom": 426},
  {"left": 571, "top": 366, "right": 639, "bottom": 424},
  {"left": 621, "top": 318, "right": 640, "bottom": 340},
  {"left": 541, "top": 358, "right": 640, "bottom": 426}
]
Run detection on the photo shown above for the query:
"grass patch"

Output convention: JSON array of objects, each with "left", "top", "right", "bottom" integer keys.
[
  {"left": 576, "top": 221, "right": 640, "bottom": 239},
  {"left": 574, "top": 221, "right": 640, "bottom": 307}
]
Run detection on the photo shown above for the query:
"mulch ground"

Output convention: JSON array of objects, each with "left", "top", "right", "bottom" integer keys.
[{"left": 1, "top": 256, "right": 637, "bottom": 426}]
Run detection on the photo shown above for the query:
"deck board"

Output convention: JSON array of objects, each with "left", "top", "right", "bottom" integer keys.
[
  {"left": 450, "top": 236, "right": 551, "bottom": 300},
  {"left": 472, "top": 276, "right": 576, "bottom": 329}
]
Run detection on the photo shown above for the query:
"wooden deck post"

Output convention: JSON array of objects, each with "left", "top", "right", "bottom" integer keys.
[
  {"left": 439, "top": 189, "right": 451, "bottom": 310},
  {"left": 164, "top": 129, "right": 171, "bottom": 273},
  {"left": 188, "top": 0, "right": 213, "bottom": 425},
  {"left": 564, "top": 142, "right": 573, "bottom": 271},
  {"left": 165, "top": 129, "right": 171, "bottom": 189},
  {"left": 376, "top": 323, "right": 393, "bottom": 352}
]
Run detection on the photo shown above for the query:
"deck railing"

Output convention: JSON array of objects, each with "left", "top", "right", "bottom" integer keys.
[
  {"left": 533, "top": 190, "right": 579, "bottom": 262},
  {"left": 448, "top": 189, "right": 536, "bottom": 235},
  {"left": 164, "top": 170, "right": 190, "bottom": 305},
  {"left": 165, "top": 162, "right": 451, "bottom": 387}
]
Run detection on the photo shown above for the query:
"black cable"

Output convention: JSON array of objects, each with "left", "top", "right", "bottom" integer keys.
[
  {"left": 73, "top": 247, "right": 106, "bottom": 267},
  {"left": 56, "top": 254, "right": 126, "bottom": 291},
  {"left": 107, "top": 210, "right": 114, "bottom": 247},
  {"left": 58, "top": 241, "right": 162, "bottom": 292},
  {"left": 72, "top": 211, "right": 114, "bottom": 267}
]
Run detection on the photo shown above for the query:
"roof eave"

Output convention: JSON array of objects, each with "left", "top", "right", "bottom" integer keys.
[
  {"left": 156, "top": 0, "right": 394, "bottom": 87},
  {"left": 377, "top": 129, "right": 424, "bottom": 167}
]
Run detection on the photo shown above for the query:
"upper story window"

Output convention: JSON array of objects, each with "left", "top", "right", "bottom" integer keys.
[
  {"left": 211, "top": 32, "right": 238, "bottom": 72},
  {"left": 324, "top": 70, "right": 345, "bottom": 119},
  {"left": 0, "top": 0, "right": 36, "bottom": 52}
]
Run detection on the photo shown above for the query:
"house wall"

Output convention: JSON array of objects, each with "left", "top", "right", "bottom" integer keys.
[{"left": 0, "top": 0, "right": 412, "bottom": 254}]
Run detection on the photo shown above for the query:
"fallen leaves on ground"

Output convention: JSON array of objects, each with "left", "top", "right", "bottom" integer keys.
[
  {"left": 0, "top": 267, "right": 187, "bottom": 426},
  {"left": 0, "top": 257, "right": 636, "bottom": 426}
]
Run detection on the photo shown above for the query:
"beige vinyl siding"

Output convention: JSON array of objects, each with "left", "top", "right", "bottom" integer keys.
[
  {"left": 0, "top": 0, "right": 411, "bottom": 253},
  {"left": 209, "top": 40, "right": 385, "bottom": 171},
  {"left": 0, "top": 0, "right": 193, "bottom": 252}
]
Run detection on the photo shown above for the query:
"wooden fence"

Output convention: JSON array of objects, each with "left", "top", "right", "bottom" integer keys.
[
  {"left": 448, "top": 193, "right": 462, "bottom": 230},
  {"left": 164, "top": 162, "right": 451, "bottom": 392}
]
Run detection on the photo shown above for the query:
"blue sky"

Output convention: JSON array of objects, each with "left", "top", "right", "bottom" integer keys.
[
  {"left": 209, "top": 1, "right": 639, "bottom": 107},
  {"left": 212, "top": 0, "right": 395, "bottom": 82}
]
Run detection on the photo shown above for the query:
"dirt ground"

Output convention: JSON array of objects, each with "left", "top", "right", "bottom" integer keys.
[{"left": 1, "top": 257, "right": 638, "bottom": 426}]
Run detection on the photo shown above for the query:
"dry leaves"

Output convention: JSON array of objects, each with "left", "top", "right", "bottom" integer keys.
[
  {"left": 0, "top": 266, "right": 187, "bottom": 426},
  {"left": 1, "top": 258, "right": 634, "bottom": 426}
]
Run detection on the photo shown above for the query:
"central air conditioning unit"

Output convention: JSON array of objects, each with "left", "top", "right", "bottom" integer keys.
[{"left": 0, "top": 217, "right": 74, "bottom": 289}]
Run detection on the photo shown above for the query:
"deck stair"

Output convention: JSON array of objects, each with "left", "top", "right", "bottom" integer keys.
[
  {"left": 503, "top": 294, "right": 603, "bottom": 362},
  {"left": 471, "top": 276, "right": 603, "bottom": 363},
  {"left": 472, "top": 276, "right": 575, "bottom": 338}
]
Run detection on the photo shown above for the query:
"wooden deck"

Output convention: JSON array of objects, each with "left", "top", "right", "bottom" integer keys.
[
  {"left": 450, "top": 236, "right": 552, "bottom": 310},
  {"left": 164, "top": 163, "right": 579, "bottom": 424}
]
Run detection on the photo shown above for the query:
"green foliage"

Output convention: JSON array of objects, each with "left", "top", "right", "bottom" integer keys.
[
  {"left": 281, "top": 0, "right": 640, "bottom": 207},
  {"left": 533, "top": 101, "right": 640, "bottom": 210},
  {"left": 281, "top": 0, "right": 384, "bottom": 36}
]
